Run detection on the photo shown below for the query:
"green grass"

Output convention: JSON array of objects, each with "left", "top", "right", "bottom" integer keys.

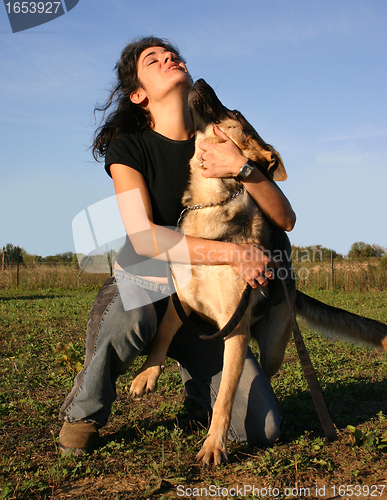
[{"left": 1, "top": 286, "right": 387, "bottom": 499}]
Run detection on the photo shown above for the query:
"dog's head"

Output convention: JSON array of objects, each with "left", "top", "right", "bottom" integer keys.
[{"left": 188, "top": 79, "right": 287, "bottom": 181}]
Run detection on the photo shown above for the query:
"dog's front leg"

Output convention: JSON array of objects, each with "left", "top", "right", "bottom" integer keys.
[
  {"left": 130, "top": 298, "right": 186, "bottom": 398},
  {"left": 196, "top": 325, "right": 249, "bottom": 467}
]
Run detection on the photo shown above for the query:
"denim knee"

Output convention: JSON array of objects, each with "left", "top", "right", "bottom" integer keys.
[{"left": 59, "top": 276, "right": 158, "bottom": 424}]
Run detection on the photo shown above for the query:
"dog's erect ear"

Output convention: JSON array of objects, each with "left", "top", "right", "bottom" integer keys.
[
  {"left": 236, "top": 112, "right": 287, "bottom": 181},
  {"left": 267, "top": 151, "right": 287, "bottom": 181}
]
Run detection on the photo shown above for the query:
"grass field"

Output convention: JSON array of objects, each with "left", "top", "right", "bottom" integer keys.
[{"left": 1, "top": 267, "right": 387, "bottom": 499}]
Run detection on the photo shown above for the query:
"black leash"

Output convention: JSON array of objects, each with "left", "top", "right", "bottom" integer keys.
[
  {"left": 171, "top": 181, "right": 337, "bottom": 440},
  {"left": 167, "top": 264, "right": 252, "bottom": 340},
  {"left": 279, "top": 269, "right": 337, "bottom": 442},
  {"left": 170, "top": 187, "right": 251, "bottom": 340},
  {"left": 168, "top": 257, "right": 337, "bottom": 441}
]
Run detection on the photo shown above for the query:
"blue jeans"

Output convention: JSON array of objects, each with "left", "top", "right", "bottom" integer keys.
[{"left": 59, "top": 270, "right": 283, "bottom": 445}]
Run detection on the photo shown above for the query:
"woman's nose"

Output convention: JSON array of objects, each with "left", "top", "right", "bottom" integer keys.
[{"left": 164, "top": 51, "right": 174, "bottom": 63}]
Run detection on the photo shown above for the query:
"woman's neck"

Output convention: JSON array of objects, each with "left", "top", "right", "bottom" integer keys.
[{"left": 149, "top": 91, "right": 194, "bottom": 141}]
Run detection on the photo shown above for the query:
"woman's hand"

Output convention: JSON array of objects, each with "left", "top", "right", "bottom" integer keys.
[
  {"left": 197, "top": 125, "right": 246, "bottom": 178},
  {"left": 196, "top": 125, "right": 296, "bottom": 232},
  {"left": 229, "top": 243, "right": 274, "bottom": 288}
]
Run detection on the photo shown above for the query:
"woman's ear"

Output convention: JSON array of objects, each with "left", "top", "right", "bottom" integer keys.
[{"left": 130, "top": 88, "right": 147, "bottom": 105}]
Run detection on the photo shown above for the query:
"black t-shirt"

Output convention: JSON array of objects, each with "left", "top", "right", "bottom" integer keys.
[{"left": 105, "top": 129, "right": 195, "bottom": 276}]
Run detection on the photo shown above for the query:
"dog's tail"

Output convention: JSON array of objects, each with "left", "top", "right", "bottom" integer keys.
[{"left": 295, "top": 291, "right": 387, "bottom": 349}]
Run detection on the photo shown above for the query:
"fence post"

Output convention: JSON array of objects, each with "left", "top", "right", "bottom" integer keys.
[
  {"left": 1, "top": 248, "right": 5, "bottom": 273},
  {"left": 16, "top": 250, "right": 20, "bottom": 287},
  {"left": 331, "top": 250, "right": 334, "bottom": 289},
  {"left": 108, "top": 249, "right": 113, "bottom": 277}
]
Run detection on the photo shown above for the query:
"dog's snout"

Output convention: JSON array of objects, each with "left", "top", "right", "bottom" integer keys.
[{"left": 189, "top": 79, "right": 233, "bottom": 132}]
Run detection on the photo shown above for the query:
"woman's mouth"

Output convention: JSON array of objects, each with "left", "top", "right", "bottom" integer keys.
[{"left": 165, "top": 63, "right": 182, "bottom": 73}]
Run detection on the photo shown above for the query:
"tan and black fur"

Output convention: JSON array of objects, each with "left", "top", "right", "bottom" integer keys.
[{"left": 130, "top": 79, "right": 387, "bottom": 467}]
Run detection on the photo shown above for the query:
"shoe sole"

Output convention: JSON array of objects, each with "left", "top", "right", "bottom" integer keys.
[{"left": 59, "top": 442, "right": 90, "bottom": 455}]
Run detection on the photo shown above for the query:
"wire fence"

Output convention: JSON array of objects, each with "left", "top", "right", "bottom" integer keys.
[
  {"left": 0, "top": 262, "right": 109, "bottom": 290},
  {"left": 1, "top": 257, "right": 387, "bottom": 292},
  {"left": 293, "top": 258, "right": 387, "bottom": 293}
]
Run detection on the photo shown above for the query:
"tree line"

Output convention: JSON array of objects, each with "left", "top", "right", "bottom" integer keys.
[
  {"left": 291, "top": 242, "right": 385, "bottom": 262},
  {"left": 2, "top": 241, "right": 386, "bottom": 268},
  {"left": 1, "top": 244, "right": 77, "bottom": 267},
  {"left": 283, "top": 242, "right": 385, "bottom": 262}
]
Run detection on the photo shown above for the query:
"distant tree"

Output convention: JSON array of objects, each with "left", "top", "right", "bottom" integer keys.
[
  {"left": 3, "top": 243, "right": 23, "bottom": 264},
  {"left": 348, "top": 242, "right": 386, "bottom": 259},
  {"left": 21, "top": 251, "right": 42, "bottom": 265},
  {"left": 291, "top": 244, "right": 343, "bottom": 263},
  {"left": 371, "top": 244, "right": 386, "bottom": 258},
  {"left": 41, "top": 252, "right": 75, "bottom": 264}
]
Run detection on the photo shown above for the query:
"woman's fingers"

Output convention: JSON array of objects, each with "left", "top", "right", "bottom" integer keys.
[
  {"left": 231, "top": 244, "right": 275, "bottom": 288},
  {"left": 196, "top": 129, "right": 246, "bottom": 178}
]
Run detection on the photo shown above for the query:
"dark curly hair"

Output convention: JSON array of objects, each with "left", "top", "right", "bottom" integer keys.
[{"left": 92, "top": 36, "right": 186, "bottom": 160}]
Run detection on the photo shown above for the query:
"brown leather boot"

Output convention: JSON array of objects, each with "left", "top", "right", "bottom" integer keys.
[{"left": 59, "top": 421, "right": 99, "bottom": 455}]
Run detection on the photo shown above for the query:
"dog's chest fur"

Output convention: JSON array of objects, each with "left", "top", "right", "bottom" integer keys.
[
  {"left": 173, "top": 131, "right": 272, "bottom": 328},
  {"left": 180, "top": 135, "right": 271, "bottom": 248}
]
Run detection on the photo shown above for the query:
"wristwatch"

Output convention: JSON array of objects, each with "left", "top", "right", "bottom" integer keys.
[{"left": 235, "top": 159, "right": 255, "bottom": 181}]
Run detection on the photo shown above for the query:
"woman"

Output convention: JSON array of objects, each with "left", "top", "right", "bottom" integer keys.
[{"left": 59, "top": 36, "right": 296, "bottom": 456}]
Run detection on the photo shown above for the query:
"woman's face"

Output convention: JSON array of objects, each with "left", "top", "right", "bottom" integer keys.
[{"left": 131, "top": 46, "right": 192, "bottom": 106}]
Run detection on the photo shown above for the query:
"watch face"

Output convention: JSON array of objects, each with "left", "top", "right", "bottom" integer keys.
[
  {"left": 236, "top": 161, "right": 254, "bottom": 181},
  {"left": 242, "top": 165, "right": 251, "bottom": 176},
  {"left": 241, "top": 164, "right": 253, "bottom": 178}
]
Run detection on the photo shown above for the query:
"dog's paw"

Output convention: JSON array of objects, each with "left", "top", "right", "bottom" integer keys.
[
  {"left": 196, "top": 436, "right": 228, "bottom": 468},
  {"left": 129, "top": 365, "right": 163, "bottom": 398}
]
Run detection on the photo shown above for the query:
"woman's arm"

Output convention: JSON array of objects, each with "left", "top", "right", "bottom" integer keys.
[
  {"left": 197, "top": 126, "right": 296, "bottom": 231},
  {"left": 239, "top": 169, "right": 296, "bottom": 231},
  {"left": 110, "top": 163, "right": 271, "bottom": 287}
]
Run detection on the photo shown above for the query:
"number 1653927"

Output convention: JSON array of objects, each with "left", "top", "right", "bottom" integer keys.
[
  {"left": 331, "top": 484, "right": 385, "bottom": 497},
  {"left": 5, "top": 2, "right": 62, "bottom": 14}
]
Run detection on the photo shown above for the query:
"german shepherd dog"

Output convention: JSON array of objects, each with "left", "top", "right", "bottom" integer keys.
[{"left": 130, "top": 79, "right": 387, "bottom": 467}]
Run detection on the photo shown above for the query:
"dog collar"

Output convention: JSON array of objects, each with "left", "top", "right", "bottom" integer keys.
[{"left": 177, "top": 186, "right": 245, "bottom": 228}]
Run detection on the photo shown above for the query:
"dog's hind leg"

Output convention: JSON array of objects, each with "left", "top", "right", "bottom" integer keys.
[
  {"left": 130, "top": 298, "right": 188, "bottom": 398},
  {"left": 252, "top": 300, "right": 292, "bottom": 379}
]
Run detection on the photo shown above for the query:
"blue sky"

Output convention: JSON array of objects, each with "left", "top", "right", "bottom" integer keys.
[{"left": 1, "top": 0, "right": 386, "bottom": 257}]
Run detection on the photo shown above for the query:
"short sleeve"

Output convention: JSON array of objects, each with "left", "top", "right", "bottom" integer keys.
[{"left": 104, "top": 133, "right": 146, "bottom": 178}]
